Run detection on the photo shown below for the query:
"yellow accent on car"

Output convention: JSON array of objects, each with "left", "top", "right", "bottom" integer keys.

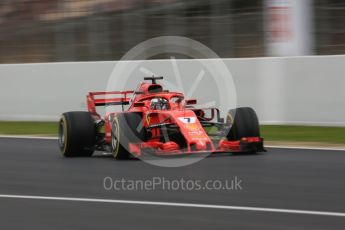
[{"left": 146, "top": 114, "right": 151, "bottom": 125}]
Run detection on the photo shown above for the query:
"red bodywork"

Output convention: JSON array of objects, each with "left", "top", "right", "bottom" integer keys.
[{"left": 86, "top": 80, "right": 264, "bottom": 156}]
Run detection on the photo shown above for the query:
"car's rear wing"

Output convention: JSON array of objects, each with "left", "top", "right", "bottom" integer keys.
[{"left": 87, "top": 91, "right": 134, "bottom": 114}]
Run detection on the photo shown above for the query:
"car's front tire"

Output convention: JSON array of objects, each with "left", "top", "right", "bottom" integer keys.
[
  {"left": 111, "top": 113, "right": 145, "bottom": 160},
  {"left": 226, "top": 107, "right": 260, "bottom": 140},
  {"left": 59, "top": 111, "right": 96, "bottom": 157}
]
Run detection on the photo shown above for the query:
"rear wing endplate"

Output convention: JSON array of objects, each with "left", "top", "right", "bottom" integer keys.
[{"left": 87, "top": 91, "right": 134, "bottom": 113}]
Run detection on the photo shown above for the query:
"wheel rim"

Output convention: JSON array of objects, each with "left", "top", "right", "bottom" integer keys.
[
  {"left": 111, "top": 122, "right": 119, "bottom": 152},
  {"left": 58, "top": 120, "right": 65, "bottom": 150}
]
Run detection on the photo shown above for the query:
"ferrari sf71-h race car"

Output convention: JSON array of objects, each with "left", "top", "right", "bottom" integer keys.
[{"left": 58, "top": 76, "right": 265, "bottom": 159}]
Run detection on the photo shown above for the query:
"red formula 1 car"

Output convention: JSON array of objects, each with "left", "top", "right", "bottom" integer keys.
[{"left": 58, "top": 76, "right": 265, "bottom": 159}]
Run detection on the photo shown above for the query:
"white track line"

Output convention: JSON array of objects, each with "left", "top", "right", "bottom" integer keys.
[
  {"left": 0, "top": 135, "right": 57, "bottom": 140},
  {"left": 266, "top": 145, "right": 345, "bottom": 151},
  {"left": 1, "top": 135, "right": 345, "bottom": 151},
  {"left": 0, "top": 194, "right": 344, "bottom": 217}
]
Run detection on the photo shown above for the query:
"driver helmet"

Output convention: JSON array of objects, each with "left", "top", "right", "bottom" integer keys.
[{"left": 150, "top": 98, "right": 169, "bottom": 110}]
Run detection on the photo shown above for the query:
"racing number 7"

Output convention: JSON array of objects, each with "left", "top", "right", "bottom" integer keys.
[{"left": 184, "top": 117, "right": 191, "bottom": 123}]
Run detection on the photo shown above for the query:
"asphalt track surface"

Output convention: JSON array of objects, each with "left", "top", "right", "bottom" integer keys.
[{"left": 0, "top": 137, "right": 345, "bottom": 229}]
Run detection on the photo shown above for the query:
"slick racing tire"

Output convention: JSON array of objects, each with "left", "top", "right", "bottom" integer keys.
[
  {"left": 59, "top": 111, "right": 96, "bottom": 157},
  {"left": 226, "top": 107, "right": 260, "bottom": 140},
  {"left": 111, "top": 113, "right": 145, "bottom": 160}
]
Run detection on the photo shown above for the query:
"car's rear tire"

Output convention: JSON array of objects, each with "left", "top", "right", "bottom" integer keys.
[
  {"left": 58, "top": 111, "right": 96, "bottom": 157},
  {"left": 226, "top": 107, "right": 260, "bottom": 140},
  {"left": 111, "top": 113, "right": 145, "bottom": 160}
]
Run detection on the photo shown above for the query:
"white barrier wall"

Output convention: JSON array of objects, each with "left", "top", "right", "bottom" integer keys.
[{"left": 1, "top": 55, "right": 345, "bottom": 126}]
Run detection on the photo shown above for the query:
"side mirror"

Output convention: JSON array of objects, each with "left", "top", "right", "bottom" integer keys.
[
  {"left": 185, "top": 99, "right": 197, "bottom": 105},
  {"left": 133, "top": 102, "right": 145, "bottom": 107}
]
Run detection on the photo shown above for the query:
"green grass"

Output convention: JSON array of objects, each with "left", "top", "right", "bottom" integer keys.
[
  {"left": 0, "top": 121, "right": 57, "bottom": 135},
  {"left": 0, "top": 121, "right": 345, "bottom": 145},
  {"left": 261, "top": 125, "right": 345, "bottom": 145}
]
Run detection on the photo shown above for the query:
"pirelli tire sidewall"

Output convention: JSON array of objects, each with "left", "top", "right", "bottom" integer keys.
[
  {"left": 111, "top": 113, "right": 145, "bottom": 160},
  {"left": 111, "top": 115, "right": 128, "bottom": 159},
  {"left": 59, "top": 111, "right": 96, "bottom": 157}
]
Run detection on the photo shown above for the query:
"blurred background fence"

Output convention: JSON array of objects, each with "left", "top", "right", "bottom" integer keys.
[{"left": 0, "top": 0, "right": 344, "bottom": 63}]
